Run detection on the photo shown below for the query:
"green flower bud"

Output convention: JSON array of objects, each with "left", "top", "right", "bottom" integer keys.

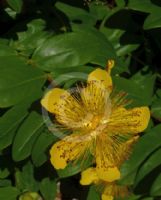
[{"left": 19, "top": 192, "right": 41, "bottom": 200}]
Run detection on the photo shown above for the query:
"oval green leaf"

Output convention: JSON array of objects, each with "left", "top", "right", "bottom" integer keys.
[
  {"left": 39, "top": 178, "right": 57, "bottom": 200},
  {"left": 0, "top": 187, "right": 20, "bottom": 200},
  {"left": 150, "top": 173, "right": 161, "bottom": 196},
  {"left": 32, "top": 129, "right": 57, "bottom": 167},
  {"left": 0, "top": 103, "right": 29, "bottom": 151},
  {"left": 135, "top": 148, "right": 161, "bottom": 186},
  {"left": 0, "top": 56, "right": 45, "bottom": 108},
  {"left": 119, "top": 124, "right": 161, "bottom": 185},
  {"left": 33, "top": 28, "right": 116, "bottom": 71},
  {"left": 12, "top": 112, "right": 44, "bottom": 161}
]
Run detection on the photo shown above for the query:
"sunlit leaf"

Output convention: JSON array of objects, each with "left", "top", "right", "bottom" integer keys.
[{"left": 6, "top": 0, "right": 23, "bottom": 13}]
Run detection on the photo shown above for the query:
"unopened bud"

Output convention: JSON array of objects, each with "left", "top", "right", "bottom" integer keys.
[{"left": 19, "top": 192, "right": 42, "bottom": 200}]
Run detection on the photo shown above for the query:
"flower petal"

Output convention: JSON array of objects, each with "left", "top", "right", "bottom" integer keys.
[
  {"left": 102, "top": 194, "right": 113, "bottom": 200},
  {"left": 50, "top": 134, "right": 89, "bottom": 170},
  {"left": 95, "top": 133, "right": 134, "bottom": 182},
  {"left": 108, "top": 106, "right": 150, "bottom": 134},
  {"left": 95, "top": 133, "right": 121, "bottom": 181},
  {"left": 102, "top": 183, "right": 128, "bottom": 200},
  {"left": 88, "top": 68, "right": 113, "bottom": 92},
  {"left": 80, "top": 167, "right": 99, "bottom": 185},
  {"left": 96, "top": 165, "right": 120, "bottom": 182},
  {"left": 41, "top": 88, "right": 69, "bottom": 113},
  {"left": 41, "top": 88, "right": 90, "bottom": 130}
]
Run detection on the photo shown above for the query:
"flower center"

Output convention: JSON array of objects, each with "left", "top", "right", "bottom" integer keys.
[
  {"left": 83, "top": 114, "right": 101, "bottom": 131},
  {"left": 82, "top": 112, "right": 111, "bottom": 139}
]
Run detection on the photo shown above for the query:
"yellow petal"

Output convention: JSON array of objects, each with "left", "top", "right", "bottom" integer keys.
[
  {"left": 102, "top": 194, "right": 113, "bottom": 200},
  {"left": 95, "top": 133, "right": 121, "bottom": 175},
  {"left": 88, "top": 68, "right": 113, "bottom": 92},
  {"left": 41, "top": 88, "right": 88, "bottom": 130},
  {"left": 50, "top": 141, "right": 68, "bottom": 169},
  {"left": 50, "top": 134, "right": 88, "bottom": 170},
  {"left": 41, "top": 88, "right": 69, "bottom": 113},
  {"left": 109, "top": 106, "right": 150, "bottom": 134},
  {"left": 96, "top": 165, "right": 120, "bottom": 182},
  {"left": 103, "top": 183, "right": 129, "bottom": 200},
  {"left": 80, "top": 167, "right": 99, "bottom": 185}
]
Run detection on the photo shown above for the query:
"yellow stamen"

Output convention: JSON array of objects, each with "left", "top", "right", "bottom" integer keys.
[{"left": 106, "top": 60, "right": 115, "bottom": 74}]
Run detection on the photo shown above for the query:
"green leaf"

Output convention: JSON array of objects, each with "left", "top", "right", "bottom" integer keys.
[
  {"left": 0, "top": 187, "right": 20, "bottom": 200},
  {"left": 50, "top": 66, "right": 94, "bottom": 86},
  {"left": 15, "top": 161, "right": 38, "bottom": 192},
  {"left": 121, "top": 195, "right": 141, "bottom": 200},
  {"left": 119, "top": 124, "right": 161, "bottom": 185},
  {"left": 116, "top": 44, "right": 139, "bottom": 56},
  {"left": 55, "top": 2, "right": 96, "bottom": 25},
  {"left": 128, "top": 0, "right": 159, "bottom": 13},
  {"left": 0, "top": 39, "right": 9, "bottom": 46},
  {"left": 89, "top": 2, "right": 110, "bottom": 20},
  {"left": 0, "top": 154, "right": 15, "bottom": 180},
  {"left": 151, "top": 98, "right": 161, "bottom": 120},
  {"left": 4, "top": 7, "right": 17, "bottom": 19},
  {"left": 0, "top": 56, "right": 45, "bottom": 108},
  {"left": 6, "top": 0, "right": 23, "bottom": 13},
  {"left": 101, "top": 28, "right": 124, "bottom": 47},
  {"left": 0, "top": 103, "right": 28, "bottom": 151},
  {"left": 12, "top": 19, "right": 50, "bottom": 54},
  {"left": 0, "top": 44, "right": 16, "bottom": 57},
  {"left": 130, "top": 69, "right": 155, "bottom": 105},
  {"left": 51, "top": 65, "right": 93, "bottom": 76},
  {"left": 87, "top": 186, "right": 100, "bottom": 200},
  {"left": 33, "top": 28, "right": 116, "bottom": 71},
  {"left": 39, "top": 178, "right": 57, "bottom": 200},
  {"left": 101, "top": 27, "right": 140, "bottom": 56},
  {"left": 0, "top": 179, "right": 11, "bottom": 187},
  {"left": 128, "top": 0, "right": 161, "bottom": 30},
  {"left": 52, "top": 72, "right": 88, "bottom": 87},
  {"left": 144, "top": 10, "right": 161, "bottom": 29},
  {"left": 156, "top": 89, "right": 161, "bottom": 97},
  {"left": 12, "top": 112, "right": 44, "bottom": 161},
  {"left": 115, "top": 0, "right": 125, "bottom": 7},
  {"left": 0, "top": 166, "right": 10, "bottom": 179},
  {"left": 113, "top": 72, "right": 155, "bottom": 106},
  {"left": 31, "top": 128, "right": 57, "bottom": 167},
  {"left": 135, "top": 148, "right": 161, "bottom": 186},
  {"left": 150, "top": 173, "right": 161, "bottom": 196}
]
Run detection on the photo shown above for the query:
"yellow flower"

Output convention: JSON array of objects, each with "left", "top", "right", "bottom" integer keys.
[
  {"left": 80, "top": 137, "right": 138, "bottom": 200},
  {"left": 101, "top": 183, "right": 129, "bottom": 200},
  {"left": 41, "top": 61, "right": 150, "bottom": 182},
  {"left": 80, "top": 167, "right": 128, "bottom": 200}
]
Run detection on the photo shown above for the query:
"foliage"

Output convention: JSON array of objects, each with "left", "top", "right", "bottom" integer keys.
[{"left": 0, "top": 0, "right": 161, "bottom": 199}]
